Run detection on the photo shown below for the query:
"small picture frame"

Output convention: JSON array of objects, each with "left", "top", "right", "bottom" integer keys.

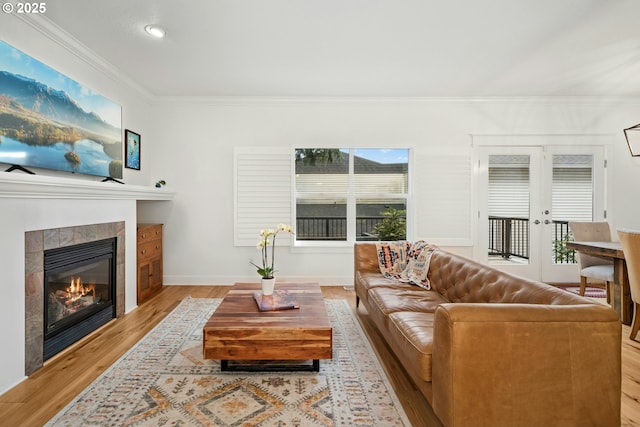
[{"left": 125, "top": 129, "right": 141, "bottom": 170}]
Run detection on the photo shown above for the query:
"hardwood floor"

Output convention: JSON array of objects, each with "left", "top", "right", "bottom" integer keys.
[{"left": 0, "top": 285, "right": 637, "bottom": 426}]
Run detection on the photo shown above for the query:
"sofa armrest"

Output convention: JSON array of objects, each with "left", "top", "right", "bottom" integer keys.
[
  {"left": 431, "top": 303, "right": 621, "bottom": 427},
  {"left": 354, "top": 243, "right": 380, "bottom": 275}
]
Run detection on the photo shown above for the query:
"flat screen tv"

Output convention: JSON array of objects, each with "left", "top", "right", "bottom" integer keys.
[{"left": 0, "top": 40, "right": 123, "bottom": 179}]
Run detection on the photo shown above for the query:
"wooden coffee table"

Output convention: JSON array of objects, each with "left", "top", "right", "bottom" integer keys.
[{"left": 202, "top": 282, "right": 332, "bottom": 371}]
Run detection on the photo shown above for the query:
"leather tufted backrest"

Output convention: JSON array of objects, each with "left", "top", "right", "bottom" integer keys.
[{"left": 427, "top": 249, "right": 591, "bottom": 305}]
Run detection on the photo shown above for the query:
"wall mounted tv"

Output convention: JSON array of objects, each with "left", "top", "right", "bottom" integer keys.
[{"left": 0, "top": 40, "right": 123, "bottom": 179}]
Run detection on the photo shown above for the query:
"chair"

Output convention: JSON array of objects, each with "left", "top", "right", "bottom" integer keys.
[
  {"left": 617, "top": 229, "right": 640, "bottom": 340},
  {"left": 568, "top": 221, "right": 614, "bottom": 303}
]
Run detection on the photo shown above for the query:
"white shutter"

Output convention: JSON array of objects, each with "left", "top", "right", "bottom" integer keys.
[
  {"left": 417, "top": 155, "right": 471, "bottom": 243},
  {"left": 234, "top": 147, "right": 292, "bottom": 246}
]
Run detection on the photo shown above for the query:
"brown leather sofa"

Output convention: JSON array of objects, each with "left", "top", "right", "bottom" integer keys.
[{"left": 354, "top": 242, "right": 621, "bottom": 427}]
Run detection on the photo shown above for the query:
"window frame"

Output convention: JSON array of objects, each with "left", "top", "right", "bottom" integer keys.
[{"left": 292, "top": 147, "right": 413, "bottom": 247}]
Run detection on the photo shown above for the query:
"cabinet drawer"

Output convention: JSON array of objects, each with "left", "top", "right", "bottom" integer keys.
[
  {"left": 138, "top": 240, "right": 162, "bottom": 261},
  {"left": 137, "top": 225, "right": 162, "bottom": 243}
]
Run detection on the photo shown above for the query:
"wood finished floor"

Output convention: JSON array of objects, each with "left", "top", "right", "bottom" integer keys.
[{"left": 0, "top": 285, "right": 637, "bottom": 427}]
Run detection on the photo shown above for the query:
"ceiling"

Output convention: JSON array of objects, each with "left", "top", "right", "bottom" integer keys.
[{"left": 40, "top": 0, "right": 640, "bottom": 98}]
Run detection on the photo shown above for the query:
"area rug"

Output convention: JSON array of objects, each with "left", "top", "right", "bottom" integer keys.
[
  {"left": 555, "top": 284, "right": 607, "bottom": 299},
  {"left": 45, "top": 298, "right": 411, "bottom": 426}
]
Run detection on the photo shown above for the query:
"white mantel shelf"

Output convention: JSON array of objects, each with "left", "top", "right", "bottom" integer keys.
[{"left": 0, "top": 173, "right": 176, "bottom": 200}]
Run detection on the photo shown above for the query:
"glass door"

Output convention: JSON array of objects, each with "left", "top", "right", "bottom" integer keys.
[
  {"left": 541, "top": 147, "right": 606, "bottom": 283},
  {"left": 478, "top": 147, "right": 543, "bottom": 279},
  {"left": 478, "top": 145, "right": 606, "bottom": 282}
]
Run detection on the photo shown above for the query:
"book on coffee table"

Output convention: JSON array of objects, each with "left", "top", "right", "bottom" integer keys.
[{"left": 253, "top": 289, "right": 300, "bottom": 311}]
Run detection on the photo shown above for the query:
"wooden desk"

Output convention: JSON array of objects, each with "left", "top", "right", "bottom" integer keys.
[{"left": 566, "top": 241, "right": 631, "bottom": 325}]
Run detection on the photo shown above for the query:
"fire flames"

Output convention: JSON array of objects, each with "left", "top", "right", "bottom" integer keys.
[
  {"left": 66, "top": 277, "right": 95, "bottom": 302},
  {"left": 49, "top": 276, "right": 100, "bottom": 324}
]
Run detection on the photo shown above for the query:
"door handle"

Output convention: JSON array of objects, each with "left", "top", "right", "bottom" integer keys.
[
  {"left": 544, "top": 220, "right": 551, "bottom": 224},
  {"left": 534, "top": 220, "right": 541, "bottom": 225}
]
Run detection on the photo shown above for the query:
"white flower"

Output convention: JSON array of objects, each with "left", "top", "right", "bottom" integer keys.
[
  {"left": 250, "top": 223, "right": 294, "bottom": 279},
  {"left": 260, "top": 228, "right": 275, "bottom": 238},
  {"left": 278, "top": 223, "right": 292, "bottom": 233}
]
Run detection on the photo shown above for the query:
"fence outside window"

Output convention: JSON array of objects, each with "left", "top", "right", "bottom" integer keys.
[{"left": 296, "top": 216, "right": 384, "bottom": 241}]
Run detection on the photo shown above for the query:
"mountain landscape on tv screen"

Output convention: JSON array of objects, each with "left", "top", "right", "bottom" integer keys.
[{"left": 0, "top": 70, "right": 122, "bottom": 178}]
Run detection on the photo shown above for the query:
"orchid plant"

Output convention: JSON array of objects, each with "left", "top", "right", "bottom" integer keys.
[{"left": 250, "top": 224, "right": 293, "bottom": 279}]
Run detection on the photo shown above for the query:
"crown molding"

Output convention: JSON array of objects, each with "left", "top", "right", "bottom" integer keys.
[
  {"left": 153, "top": 94, "right": 640, "bottom": 106},
  {"left": 17, "top": 13, "right": 154, "bottom": 103}
]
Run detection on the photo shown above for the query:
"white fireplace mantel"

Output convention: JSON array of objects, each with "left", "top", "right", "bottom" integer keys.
[{"left": 0, "top": 173, "right": 176, "bottom": 200}]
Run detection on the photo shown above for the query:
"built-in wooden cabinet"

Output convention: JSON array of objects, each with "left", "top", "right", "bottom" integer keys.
[{"left": 137, "top": 224, "right": 163, "bottom": 304}]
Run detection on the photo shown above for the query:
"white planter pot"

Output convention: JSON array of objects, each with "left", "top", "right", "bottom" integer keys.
[{"left": 261, "top": 277, "right": 276, "bottom": 295}]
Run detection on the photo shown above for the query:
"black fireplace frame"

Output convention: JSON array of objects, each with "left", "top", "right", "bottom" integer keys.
[{"left": 43, "top": 237, "right": 117, "bottom": 360}]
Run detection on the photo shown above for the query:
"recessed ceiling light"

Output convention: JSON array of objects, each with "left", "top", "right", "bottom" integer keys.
[{"left": 144, "top": 25, "right": 166, "bottom": 39}]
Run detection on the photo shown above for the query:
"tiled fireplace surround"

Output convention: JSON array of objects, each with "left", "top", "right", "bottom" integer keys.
[{"left": 24, "top": 222, "right": 126, "bottom": 375}]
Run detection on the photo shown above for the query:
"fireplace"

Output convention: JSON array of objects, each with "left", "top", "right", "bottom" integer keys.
[
  {"left": 43, "top": 238, "right": 117, "bottom": 360},
  {"left": 25, "top": 222, "right": 125, "bottom": 375}
]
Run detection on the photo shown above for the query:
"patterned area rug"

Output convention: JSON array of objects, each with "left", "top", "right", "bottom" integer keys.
[
  {"left": 556, "top": 285, "right": 607, "bottom": 299},
  {"left": 45, "top": 297, "right": 410, "bottom": 426}
]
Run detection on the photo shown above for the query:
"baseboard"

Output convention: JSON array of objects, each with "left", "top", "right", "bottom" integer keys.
[{"left": 163, "top": 275, "right": 353, "bottom": 286}]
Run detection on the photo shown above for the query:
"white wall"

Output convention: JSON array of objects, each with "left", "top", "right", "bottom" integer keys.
[
  {"left": 147, "top": 97, "right": 640, "bottom": 285},
  {"left": 0, "top": 16, "right": 154, "bottom": 394}
]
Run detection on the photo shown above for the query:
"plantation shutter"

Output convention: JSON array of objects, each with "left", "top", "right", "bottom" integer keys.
[
  {"left": 417, "top": 154, "right": 471, "bottom": 245},
  {"left": 234, "top": 147, "right": 292, "bottom": 246}
]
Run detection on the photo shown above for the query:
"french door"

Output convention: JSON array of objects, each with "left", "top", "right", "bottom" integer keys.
[{"left": 477, "top": 145, "right": 606, "bottom": 283}]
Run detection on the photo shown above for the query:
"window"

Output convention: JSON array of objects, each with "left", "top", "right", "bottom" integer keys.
[
  {"left": 551, "top": 154, "right": 594, "bottom": 223},
  {"left": 294, "top": 148, "right": 410, "bottom": 245},
  {"left": 551, "top": 154, "right": 594, "bottom": 264}
]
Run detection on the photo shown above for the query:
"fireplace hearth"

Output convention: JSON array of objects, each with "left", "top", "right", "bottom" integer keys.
[{"left": 44, "top": 238, "right": 117, "bottom": 360}]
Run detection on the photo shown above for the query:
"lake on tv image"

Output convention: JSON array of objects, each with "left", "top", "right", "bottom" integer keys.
[{"left": 0, "top": 137, "right": 116, "bottom": 176}]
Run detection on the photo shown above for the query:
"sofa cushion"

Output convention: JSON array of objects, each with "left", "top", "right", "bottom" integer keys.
[
  {"left": 369, "top": 287, "right": 449, "bottom": 316},
  {"left": 388, "top": 311, "right": 435, "bottom": 382},
  {"left": 356, "top": 271, "right": 415, "bottom": 291},
  {"left": 355, "top": 271, "right": 415, "bottom": 303}
]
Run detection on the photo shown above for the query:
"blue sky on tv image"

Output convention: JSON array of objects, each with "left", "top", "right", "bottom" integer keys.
[{"left": 0, "top": 41, "right": 121, "bottom": 127}]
